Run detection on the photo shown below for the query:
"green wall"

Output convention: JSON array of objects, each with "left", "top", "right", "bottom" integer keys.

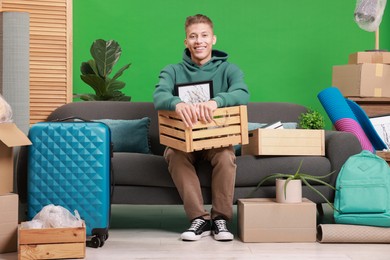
[{"left": 73, "top": 0, "right": 390, "bottom": 127}]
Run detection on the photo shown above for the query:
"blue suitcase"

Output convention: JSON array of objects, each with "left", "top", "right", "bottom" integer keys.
[{"left": 27, "top": 121, "right": 112, "bottom": 247}]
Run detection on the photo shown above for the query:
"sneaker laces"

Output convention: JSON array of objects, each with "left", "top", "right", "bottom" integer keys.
[
  {"left": 214, "top": 219, "right": 228, "bottom": 232},
  {"left": 188, "top": 218, "right": 205, "bottom": 231}
]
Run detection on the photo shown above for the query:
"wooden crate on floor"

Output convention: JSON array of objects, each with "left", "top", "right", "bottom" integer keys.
[
  {"left": 18, "top": 223, "right": 86, "bottom": 260},
  {"left": 241, "top": 129, "right": 325, "bottom": 156},
  {"left": 158, "top": 105, "right": 248, "bottom": 152}
]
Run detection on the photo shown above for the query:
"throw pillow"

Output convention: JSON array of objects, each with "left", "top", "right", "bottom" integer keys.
[{"left": 94, "top": 118, "right": 151, "bottom": 154}]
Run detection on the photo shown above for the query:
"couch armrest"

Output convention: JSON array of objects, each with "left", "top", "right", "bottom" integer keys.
[{"left": 325, "top": 130, "right": 362, "bottom": 186}]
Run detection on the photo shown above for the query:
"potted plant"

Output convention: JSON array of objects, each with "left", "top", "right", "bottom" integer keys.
[
  {"left": 299, "top": 108, "right": 325, "bottom": 129},
  {"left": 250, "top": 160, "right": 337, "bottom": 210},
  {"left": 74, "top": 39, "right": 132, "bottom": 101}
]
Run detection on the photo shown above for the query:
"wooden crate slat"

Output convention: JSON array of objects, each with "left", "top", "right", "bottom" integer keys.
[
  {"left": 160, "top": 135, "right": 188, "bottom": 152},
  {"left": 19, "top": 243, "right": 85, "bottom": 260},
  {"left": 159, "top": 125, "right": 186, "bottom": 140},
  {"left": 192, "top": 135, "right": 242, "bottom": 151},
  {"left": 19, "top": 226, "right": 85, "bottom": 244},
  {"left": 192, "top": 125, "right": 242, "bottom": 139}
]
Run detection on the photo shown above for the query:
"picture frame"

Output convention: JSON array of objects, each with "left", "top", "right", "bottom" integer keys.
[
  {"left": 174, "top": 80, "right": 213, "bottom": 104},
  {"left": 369, "top": 115, "right": 390, "bottom": 149}
]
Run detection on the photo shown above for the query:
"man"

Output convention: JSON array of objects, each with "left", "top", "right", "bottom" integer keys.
[{"left": 153, "top": 14, "right": 249, "bottom": 241}]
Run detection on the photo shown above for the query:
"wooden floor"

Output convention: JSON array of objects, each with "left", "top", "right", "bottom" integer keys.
[{"left": 2, "top": 204, "right": 390, "bottom": 260}]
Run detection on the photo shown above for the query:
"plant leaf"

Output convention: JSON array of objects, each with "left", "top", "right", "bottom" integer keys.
[
  {"left": 112, "top": 63, "right": 131, "bottom": 81},
  {"left": 90, "top": 39, "right": 121, "bottom": 78},
  {"left": 301, "top": 177, "right": 337, "bottom": 211},
  {"left": 284, "top": 176, "right": 297, "bottom": 199},
  {"left": 73, "top": 93, "right": 99, "bottom": 101},
  {"left": 80, "top": 74, "right": 107, "bottom": 96},
  {"left": 80, "top": 61, "right": 94, "bottom": 75},
  {"left": 247, "top": 173, "right": 293, "bottom": 198},
  {"left": 301, "top": 176, "right": 336, "bottom": 190},
  {"left": 107, "top": 79, "right": 126, "bottom": 91},
  {"left": 294, "top": 160, "right": 304, "bottom": 174},
  {"left": 299, "top": 171, "right": 335, "bottom": 180}
]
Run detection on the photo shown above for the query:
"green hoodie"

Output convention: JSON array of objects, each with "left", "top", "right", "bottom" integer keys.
[{"left": 153, "top": 49, "right": 250, "bottom": 111}]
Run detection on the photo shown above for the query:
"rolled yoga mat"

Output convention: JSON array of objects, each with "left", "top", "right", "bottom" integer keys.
[
  {"left": 317, "top": 224, "right": 390, "bottom": 243},
  {"left": 345, "top": 98, "right": 387, "bottom": 150},
  {"left": 318, "top": 87, "right": 376, "bottom": 152}
]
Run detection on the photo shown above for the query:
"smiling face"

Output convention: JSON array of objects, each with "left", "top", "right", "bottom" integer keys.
[{"left": 184, "top": 22, "right": 216, "bottom": 66}]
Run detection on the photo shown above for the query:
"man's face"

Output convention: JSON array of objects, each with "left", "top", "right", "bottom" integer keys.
[{"left": 184, "top": 23, "right": 216, "bottom": 66}]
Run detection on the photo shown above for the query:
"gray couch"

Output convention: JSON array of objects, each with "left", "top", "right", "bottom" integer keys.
[{"left": 16, "top": 101, "right": 362, "bottom": 211}]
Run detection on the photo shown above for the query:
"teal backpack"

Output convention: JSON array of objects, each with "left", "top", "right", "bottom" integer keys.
[{"left": 334, "top": 150, "right": 390, "bottom": 227}]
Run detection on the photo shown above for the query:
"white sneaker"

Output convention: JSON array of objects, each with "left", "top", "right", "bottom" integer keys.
[
  {"left": 180, "top": 217, "right": 211, "bottom": 241},
  {"left": 212, "top": 216, "right": 234, "bottom": 241}
]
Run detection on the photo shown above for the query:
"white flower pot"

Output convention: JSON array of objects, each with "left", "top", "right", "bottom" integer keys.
[{"left": 275, "top": 178, "right": 302, "bottom": 203}]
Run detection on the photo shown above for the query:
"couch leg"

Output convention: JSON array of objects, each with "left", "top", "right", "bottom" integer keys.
[{"left": 316, "top": 203, "right": 324, "bottom": 215}]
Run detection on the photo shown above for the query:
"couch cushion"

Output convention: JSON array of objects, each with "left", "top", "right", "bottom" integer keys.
[
  {"left": 94, "top": 118, "right": 151, "bottom": 153},
  {"left": 112, "top": 153, "right": 175, "bottom": 187}
]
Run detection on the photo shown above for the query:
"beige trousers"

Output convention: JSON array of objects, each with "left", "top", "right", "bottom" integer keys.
[{"left": 164, "top": 146, "right": 236, "bottom": 221}]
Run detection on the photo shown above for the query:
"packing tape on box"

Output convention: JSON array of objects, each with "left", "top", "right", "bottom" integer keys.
[
  {"left": 317, "top": 224, "right": 390, "bottom": 243},
  {"left": 374, "top": 88, "right": 382, "bottom": 97},
  {"left": 376, "top": 64, "right": 384, "bottom": 77}
]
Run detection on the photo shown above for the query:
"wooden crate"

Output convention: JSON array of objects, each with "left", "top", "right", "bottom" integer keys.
[
  {"left": 18, "top": 223, "right": 86, "bottom": 260},
  {"left": 376, "top": 151, "right": 390, "bottom": 166},
  {"left": 158, "top": 105, "right": 248, "bottom": 152},
  {"left": 241, "top": 129, "right": 325, "bottom": 156}
]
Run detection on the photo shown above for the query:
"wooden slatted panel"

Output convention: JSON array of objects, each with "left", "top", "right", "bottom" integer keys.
[{"left": 0, "top": 0, "right": 72, "bottom": 124}]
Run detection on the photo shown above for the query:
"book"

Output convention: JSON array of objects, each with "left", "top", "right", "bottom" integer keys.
[{"left": 261, "top": 121, "right": 284, "bottom": 129}]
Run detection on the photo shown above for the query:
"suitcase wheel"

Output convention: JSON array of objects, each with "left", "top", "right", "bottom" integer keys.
[{"left": 89, "top": 236, "right": 101, "bottom": 248}]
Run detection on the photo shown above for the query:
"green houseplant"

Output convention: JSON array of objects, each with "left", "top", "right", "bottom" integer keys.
[
  {"left": 299, "top": 108, "right": 325, "bottom": 129},
  {"left": 74, "top": 39, "right": 132, "bottom": 101},
  {"left": 250, "top": 160, "right": 337, "bottom": 210}
]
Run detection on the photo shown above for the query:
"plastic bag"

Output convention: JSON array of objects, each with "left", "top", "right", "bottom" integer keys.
[
  {"left": 22, "top": 204, "right": 83, "bottom": 229},
  {"left": 0, "top": 94, "right": 13, "bottom": 123},
  {"left": 354, "top": 0, "right": 387, "bottom": 32}
]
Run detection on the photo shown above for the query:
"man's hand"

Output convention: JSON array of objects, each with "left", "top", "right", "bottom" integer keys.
[
  {"left": 175, "top": 102, "right": 198, "bottom": 128},
  {"left": 195, "top": 100, "right": 218, "bottom": 124},
  {"left": 176, "top": 100, "right": 218, "bottom": 128}
]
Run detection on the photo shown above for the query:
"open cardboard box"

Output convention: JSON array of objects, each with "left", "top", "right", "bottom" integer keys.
[
  {"left": 0, "top": 193, "right": 19, "bottom": 253},
  {"left": 0, "top": 123, "right": 31, "bottom": 195}
]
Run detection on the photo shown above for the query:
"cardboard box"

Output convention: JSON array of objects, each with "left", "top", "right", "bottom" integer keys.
[
  {"left": 348, "top": 51, "right": 390, "bottom": 64},
  {"left": 18, "top": 223, "right": 86, "bottom": 260},
  {"left": 158, "top": 105, "right": 248, "bottom": 152},
  {"left": 238, "top": 198, "right": 316, "bottom": 243},
  {"left": 332, "top": 64, "right": 390, "bottom": 98},
  {"left": 241, "top": 129, "right": 325, "bottom": 156},
  {"left": 0, "top": 123, "right": 31, "bottom": 195},
  {"left": 0, "top": 193, "right": 18, "bottom": 254}
]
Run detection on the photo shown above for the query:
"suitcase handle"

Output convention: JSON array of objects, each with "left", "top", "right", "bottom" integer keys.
[{"left": 51, "top": 116, "right": 92, "bottom": 122}]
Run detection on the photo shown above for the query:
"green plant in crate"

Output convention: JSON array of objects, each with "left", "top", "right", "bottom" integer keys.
[
  {"left": 74, "top": 39, "right": 131, "bottom": 101},
  {"left": 299, "top": 108, "right": 325, "bottom": 129}
]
